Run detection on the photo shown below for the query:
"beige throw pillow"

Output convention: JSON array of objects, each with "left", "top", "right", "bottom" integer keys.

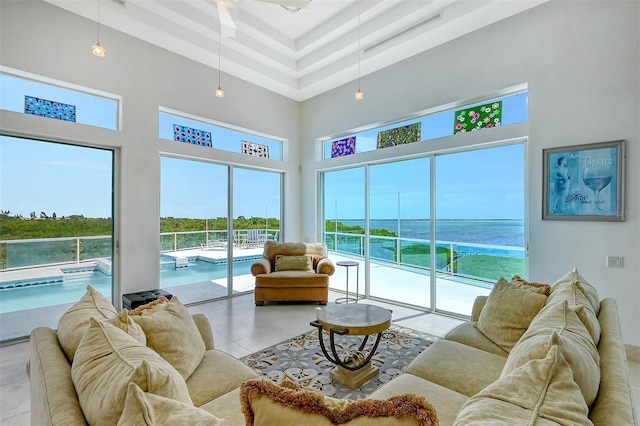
[
  {"left": 106, "top": 309, "right": 146, "bottom": 346},
  {"left": 275, "top": 255, "right": 314, "bottom": 272},
  {"left": 475, "top": 278, "right": 547, "bottom": 352},
  {"left": 454, "top": 345, "right": 593, "bottom": 426},
  {"left": 129, "top": 296, "right": 206, "bottom": 380},
  {"left": 501, "top": 301, "right": 600, "bottom": 406},
  {"left": 118, "top": 383, "right": 228, "bottom": 426},
  {"left": 57, "top": 285, "right": 118, "bottom": 362},
  {"left": 71, "top": 318, "right": 191, "bottom": 426},
  {"left": 240, "top": 379, "right": 438, "bottom": 425},
  {"left": 551, "top": 268, "right": 600, "bottom": 314},
  {"left": 510, "top": 275, "right": 551, "bottom": 296}
]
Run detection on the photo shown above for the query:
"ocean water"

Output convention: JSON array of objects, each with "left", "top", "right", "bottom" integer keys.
[{"left": 335, "top": 219, "right": 524, "bottom": 258}]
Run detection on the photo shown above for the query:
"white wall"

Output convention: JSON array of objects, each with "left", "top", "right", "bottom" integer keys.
[
  {"left": 0, "top": 0, "right": 302, "bottom": 300},
  {"left": 300, "top": 1, "right": 640, "bottom": 346}
]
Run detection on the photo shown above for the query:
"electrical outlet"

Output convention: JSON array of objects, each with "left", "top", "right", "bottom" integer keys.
[{"left": 606, "top": 256, "right": 624, "bottom": 268}]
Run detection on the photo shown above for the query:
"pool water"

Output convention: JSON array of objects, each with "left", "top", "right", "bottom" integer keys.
[{"left": 0, "top": 259, "right": 255, "bottom": 314}]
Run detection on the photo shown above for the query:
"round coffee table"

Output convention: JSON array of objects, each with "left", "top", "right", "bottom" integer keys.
[{"left": 310, "top": 303, "right": 392, "bottom": 388}]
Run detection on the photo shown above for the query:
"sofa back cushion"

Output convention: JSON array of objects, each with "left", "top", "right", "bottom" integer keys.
[
  {"left": 550, "top": 267, "right": 600, "bottom": 314},
  {"left": 502, "top": 301, "right": 600, "bottom": 406},
  {"left": 71, "top": 318, "right": 192, "bottom": 426},
  {"left": 454, "top": 345, "right": 592, "bottom": 426},
  {"left": 57, "top": 285, "right": 118, "bottom": 362}
]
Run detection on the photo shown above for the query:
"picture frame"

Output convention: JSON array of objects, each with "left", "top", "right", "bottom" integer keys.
[{"left": 543, "top": 140, "right": 625, "bottom": 221}]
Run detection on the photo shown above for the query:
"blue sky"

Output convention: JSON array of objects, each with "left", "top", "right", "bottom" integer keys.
[{"left": 324, "top": 143, "right": 525, "bottom": 220}]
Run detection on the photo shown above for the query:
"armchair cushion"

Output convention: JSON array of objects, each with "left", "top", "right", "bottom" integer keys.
[{"left": 275, "top": 255, "right": 314, "bottom": 272}]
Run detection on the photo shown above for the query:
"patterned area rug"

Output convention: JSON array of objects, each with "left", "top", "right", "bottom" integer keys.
[{"left": 240, "top": 324, "right": 438, "bottom": 400}]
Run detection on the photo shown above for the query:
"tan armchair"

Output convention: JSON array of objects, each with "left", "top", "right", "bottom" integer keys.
[{"left": 251, "top": 241, "right": 335, "bottom": 306}]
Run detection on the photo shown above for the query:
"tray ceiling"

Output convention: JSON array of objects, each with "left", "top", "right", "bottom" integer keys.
[{"left": 45, "top": 0, "right": 549, "bottom": 101}]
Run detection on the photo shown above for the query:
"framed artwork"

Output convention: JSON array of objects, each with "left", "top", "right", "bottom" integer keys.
[{"left": 542, "top": 140, "right": 625, "bottom": 221}]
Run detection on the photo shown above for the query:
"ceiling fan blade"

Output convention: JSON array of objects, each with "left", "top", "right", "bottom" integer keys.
[
  {"left": 217, "top": 3, "right": 237, "bottom": 37},
  {"left": 255, "top": 0, "right": 311, "bottom": 9}
]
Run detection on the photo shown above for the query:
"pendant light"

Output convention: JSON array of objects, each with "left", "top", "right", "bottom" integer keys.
[
  {"left": 215, "top": 22, "right": 225, "bottom": 98},
  {"left": 354, "top": 5, "right": 363, "bottom": 101},
  {"left": 91, "top": 0, "right": 106, "bottom": 57}
]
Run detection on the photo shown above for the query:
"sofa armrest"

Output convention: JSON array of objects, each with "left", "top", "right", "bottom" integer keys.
[
  {"left": 316, "top": 257, "right": 335, "bottom": 276},
  {"left": 192, "top": 314, "right": 215, "bottom": 350},
  {"left": 251, "top": 258, "right": 271, "bottom": 276},
  {"left": 29, "top": 327, "right": 88, "bottom": 425},
  {"left": 471, "top": 295, "right": 488, "bottom": 322}
]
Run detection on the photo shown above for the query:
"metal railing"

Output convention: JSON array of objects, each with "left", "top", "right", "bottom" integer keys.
[{"left": 324, "top": 231, "right": 525, "bottom": 283}]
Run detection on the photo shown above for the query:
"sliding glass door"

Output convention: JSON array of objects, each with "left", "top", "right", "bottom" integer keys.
[
  {"left": 369, "top": 158, "right": 430, "bottom": 307},
  {"left": 0, "top": 135, "right": 114, "bottom": 342},
  {"left": 160, "top": 157, "right": 229, "bottom": 303},
  {"left": 322, "top": 167, "right": 365, "bottom": 295},
  {"left": 319, "top": 143, "right": 525, "bottom": 316},
  {"left": 434, "top": 143, "right": 525, "bottom": 315},
  {"left": 231, "top": 167, "right": 282, "bottom": 293}
]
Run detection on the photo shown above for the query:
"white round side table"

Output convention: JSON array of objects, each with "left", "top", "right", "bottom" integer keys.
[{"left": 335, "top": 260, "right": 359, "bottom": 303}]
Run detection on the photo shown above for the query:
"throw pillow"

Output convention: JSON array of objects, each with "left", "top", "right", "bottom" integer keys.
[
  {"left": 551, "top": 268, "right": 600, "bottom": 314},
  {"left": 57, "top": 285, "right": 118, "bottom": 362},
  {"left": 106, "top": 309, "right": 146, "bottom": 346},
  {"left": 501, "top": 300, "right": 600, "bottom": 406},
  {"left": 118, "top": 383, "right": 229, "bottom": 426},
  {"left": 510, "top": 275, "right": 551, "bottom": 296},
  {"left": 454, "top": 345, "right": 593, "bottom": 426},
  {"left": 71, "top": 318, "right": 192, "bottom": 426},
  {"left": 129, "top": 296, "right": 206, "bottom": 380},
  {"left": 475, "top": 278, "right": 547, "bottom": 352},
  {"left": 275, "top": 255, "right": 313, "bottom": 272},
  {"left": 240, "top": 379, "right": 438, "bottom": 426}
]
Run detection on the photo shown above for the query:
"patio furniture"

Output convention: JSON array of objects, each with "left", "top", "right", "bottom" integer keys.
[
  {"left": 250, "top": 241, "right": 335, "bottom": 305},
  {"left": 200, "top": 239, "right": 227, "bottom": 250}
]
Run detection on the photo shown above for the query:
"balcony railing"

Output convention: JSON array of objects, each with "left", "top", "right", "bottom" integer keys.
[
  {"left": 324, "top": 231, "right": 524, "bottom": 283},
  {"left": 1, "top": 229, "right": 522, "bottom": 286}
]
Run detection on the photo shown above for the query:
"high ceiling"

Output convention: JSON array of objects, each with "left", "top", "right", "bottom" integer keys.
[{"left": 45, "top": 0, "right": 548, "bottom": 102}]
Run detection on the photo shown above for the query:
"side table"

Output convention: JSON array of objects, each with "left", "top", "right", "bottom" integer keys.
[
  {"left": 122, "top": 289, "right": 172, "bottom": 310},
  {"left": 335, "top": 260, "right": 359, "bottom": 304}
]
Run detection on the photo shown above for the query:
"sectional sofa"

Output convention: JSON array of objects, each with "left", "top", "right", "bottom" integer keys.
[{"left": 28, "top": 268, "right": 636, "bottom": 425}]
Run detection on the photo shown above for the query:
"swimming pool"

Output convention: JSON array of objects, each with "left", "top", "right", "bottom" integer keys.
[{"left": 0, "top": 257, "right": 258, "bottom": 314}]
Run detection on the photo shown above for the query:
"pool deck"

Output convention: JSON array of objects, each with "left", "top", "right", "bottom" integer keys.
[{"left": 162, "top": 247, "right": 264, "bottom": 261}]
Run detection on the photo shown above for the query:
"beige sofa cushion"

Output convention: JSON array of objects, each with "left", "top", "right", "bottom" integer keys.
[
  {"left": 454, "top": 345, "right": 592, "bottom": 426},
  {"left": 510, "top": 275, "right": 551, "bottom": 296},
  {"left": 406, "top": 339, "right": 506, "bottom": 397},
  {"left": 118, "top": 383, "right": 227, "bottom": 426},
  {"left": 129, "top": 296, "right": 206, "bottom": 380},
  {"left": 240, "top": 379, "right": 438, "bottom": 425},
  {"left": 57, "top": 285, "right": 118, "bottom": 362},
  {"left": 502, "top": 301, "right": 600, "bottom": 406},
  {"left": 550, "top": 268, "right": 600, "bottom": 314},
  {"left": 71, "top": 318, "right": 192, "bottom": 426},
  {"left": 106, "top": 310, "right": 146, "bottom": 345},
  {"left": 476, "top": 278, "right": 547, "bottom": 352},
  {"left": 445, "top": 322, "right": 508, "bottom": 357},
  {"left": 186, "top": 350, "right": 259, "bottom": 407},
  {"left": 369, "top": 374, "right": 468, "bottom": 426}
]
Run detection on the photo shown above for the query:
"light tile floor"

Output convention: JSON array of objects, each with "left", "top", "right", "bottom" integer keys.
[{"left": 1, "top": 291, "right": 638, "bottom": 425}]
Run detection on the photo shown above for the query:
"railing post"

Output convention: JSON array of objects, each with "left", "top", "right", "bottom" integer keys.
[
  {"left": 174, "top": 233, "right": 178, "bottom": 251},
  {"left": 76, "top": 237, "right": 80, "bottom": 263}
]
